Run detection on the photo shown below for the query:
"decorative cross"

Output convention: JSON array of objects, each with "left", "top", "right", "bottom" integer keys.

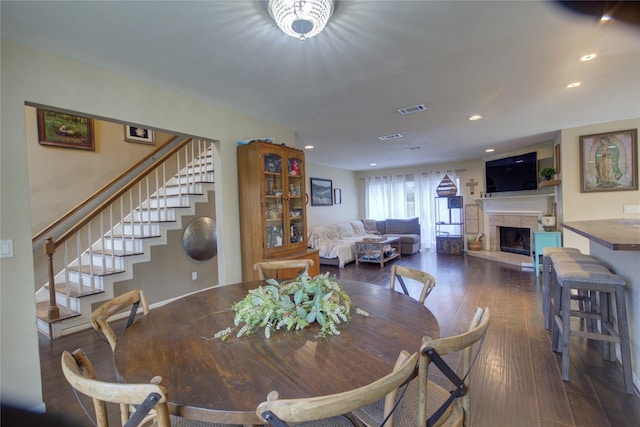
[{"left": 466, "top": 179, "right": 478, "bottom": 195}]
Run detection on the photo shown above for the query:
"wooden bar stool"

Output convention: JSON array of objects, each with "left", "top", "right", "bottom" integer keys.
[
  {"left": 550, "top": 262, "right": 634, "bottom": 395},
  {"left": 541, "top": 248, "right": 582, "bottom": 329},
  {"left": 547, "top": 252, "right": 605, "bottom": 330}
]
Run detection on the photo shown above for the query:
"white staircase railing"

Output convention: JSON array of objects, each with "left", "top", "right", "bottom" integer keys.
[{"left": 34, "top": 138, "right": 215, "bottom": 338}]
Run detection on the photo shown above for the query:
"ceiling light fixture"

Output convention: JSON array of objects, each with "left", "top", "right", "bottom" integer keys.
[
  {"left": 485, "top": 148, "right": 495, "bottom": 153},
  {"left": 268, "top": 0, "right": 334, "bottom": 40},
  {"left": 468, "top": 115, "right": 483, "bottom": 121},
  {"left": 567, "top": 82, "right": 581, "bottom": 88},
  {"left": 580, "top": 53, "right": 597, "bottom": 61},
  {"left": 304, "top": 145, "right": 314, "bottom": 149}
]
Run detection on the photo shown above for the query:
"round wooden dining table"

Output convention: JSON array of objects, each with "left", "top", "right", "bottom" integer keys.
[{"left": 114, "top": 279, "right": 440, "bottom": 425}]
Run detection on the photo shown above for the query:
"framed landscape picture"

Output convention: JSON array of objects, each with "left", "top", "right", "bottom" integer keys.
[
  {"left": 124, "top": 125, "right": 155, "bottom": 145},
  {"left": 37, "top": 109, "right": 95, "bottom": 150},
  {"left": 310, "top": 177, "right": 333, "bottom": 206},
  {"left": 579, "top": 129, "right": 637, "bottom": 192}
]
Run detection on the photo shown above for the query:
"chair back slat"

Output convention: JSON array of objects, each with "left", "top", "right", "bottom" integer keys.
[
  {"left": 61, "top": 348, "right": 171, "bottom": 427},
  {"left": 257, "top": 351, "right": 418, "bottom": 425}
]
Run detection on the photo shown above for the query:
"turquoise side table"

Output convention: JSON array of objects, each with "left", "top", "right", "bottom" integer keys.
[{"left": 533, "top": 231, "right": 561, "bottom": 276}]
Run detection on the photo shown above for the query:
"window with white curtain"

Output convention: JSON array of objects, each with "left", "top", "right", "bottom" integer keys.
[{"left": 365, "top": 171, "right": 459, "bottom": 251}]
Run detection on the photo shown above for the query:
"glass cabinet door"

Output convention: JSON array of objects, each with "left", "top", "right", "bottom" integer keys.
[
  {"left": 264, "top": 152, "right": 284, "bottom": 250},
  {"left": 286, "top": 156, "right": 305, "bottom": 246}
]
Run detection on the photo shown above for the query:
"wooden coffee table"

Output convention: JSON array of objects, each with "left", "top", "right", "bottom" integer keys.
[{"left": 355, "top": 236, "right": 401, "bottom": 267}]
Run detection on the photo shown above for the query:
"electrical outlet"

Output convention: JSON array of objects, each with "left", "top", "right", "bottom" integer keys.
[
  {"left": 623, "top": 204, "right": 640, "bottom": 214},
  {"left": 191, "top": 271, "right": 198, "bottom": 280}
]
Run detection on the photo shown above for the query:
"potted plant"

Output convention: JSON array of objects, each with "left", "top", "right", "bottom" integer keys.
[
  {"left": 538, "top": 214, "right": 556, "bottom": 231},
  {"left": 539, "top": 167, "right": 557, "bottom": 181}
]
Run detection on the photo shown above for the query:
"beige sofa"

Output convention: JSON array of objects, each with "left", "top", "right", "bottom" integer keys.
[{"left": 308, "top": 218, "right": 421, "bottom": 267}]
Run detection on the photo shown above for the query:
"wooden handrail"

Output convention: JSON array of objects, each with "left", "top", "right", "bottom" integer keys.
[
  {"left": 50, "top": 138, "right": 195, "bottom": 250},
  {"left": 32, "top": 135, "right": 182, "bottom": 243}
]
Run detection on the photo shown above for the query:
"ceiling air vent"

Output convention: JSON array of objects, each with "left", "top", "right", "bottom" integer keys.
[
  {"left": 378, "top": 134, "right": 403, "bottom": 141},
  {"left": 397, "top": 104, "right": 426, "bottom": 115}
]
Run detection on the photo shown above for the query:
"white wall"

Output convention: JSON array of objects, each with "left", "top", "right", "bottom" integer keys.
[
  {"left": 306, "top": 163, "right": 358, "bottom": 228},
  {"left": 0, "top": 39, "right": 295, "bottom": 411}
]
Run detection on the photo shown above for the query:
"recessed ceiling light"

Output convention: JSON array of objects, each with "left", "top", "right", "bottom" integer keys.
[
  {"left": 485, "top": 148, "right": 495, "bottom": 153},
  {"left": 369, "top": 162, "right": 377, "bottom": 166},
  {"left": 304, "top": 145, "right": 314, "bottom": 150},
  {"left": 468, "top": 115, "right": 483, "bottom": 121},
  {"left": 567, "top": 82, "right": 581, "bottom": 88},
  {"left": 580, "top": 53, "right": 597, "bottom": 62},
  {"left": 601, "top": 15, "right": 612, "bottom": 22}
]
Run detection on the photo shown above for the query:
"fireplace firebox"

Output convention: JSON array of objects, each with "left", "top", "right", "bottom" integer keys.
[{"left": 499, "top": 226, "right": 531, "bottom": 256}]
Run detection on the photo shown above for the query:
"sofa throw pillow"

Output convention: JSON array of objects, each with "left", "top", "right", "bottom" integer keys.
[
  {"left": 351, "top": 221, "right": 367, "bottom": 236},
  {"left": 386, "top": 218, "right": 420, "bottom": 235},
  {"left": 336, "top": 223, "right": 355, "bottom": 239},
  {"left": 361, "top": 219, "right": 380, "bottom": 235}
]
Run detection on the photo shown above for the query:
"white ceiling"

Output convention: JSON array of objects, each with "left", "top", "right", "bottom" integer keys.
[{"left": 2, "top": 1, "right": 639, "bottom": 171}]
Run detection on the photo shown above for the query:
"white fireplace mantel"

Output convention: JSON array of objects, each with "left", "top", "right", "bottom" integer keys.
[{"left": 474, "top": 193, "right": 557, "bottom": 253}]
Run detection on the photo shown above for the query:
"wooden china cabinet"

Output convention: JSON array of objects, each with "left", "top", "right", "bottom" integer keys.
[{"left": 237, "top": 140, "right": 320, "bottom": 281}]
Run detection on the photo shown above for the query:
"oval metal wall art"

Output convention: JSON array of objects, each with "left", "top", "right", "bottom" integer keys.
[{"left": 182, "top": 217, "right": 217, "bottom": 261}]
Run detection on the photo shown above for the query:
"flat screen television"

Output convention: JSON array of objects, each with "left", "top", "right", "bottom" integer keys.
[{"left": 485, "top": 151, "right": 538, "bottom": 193}]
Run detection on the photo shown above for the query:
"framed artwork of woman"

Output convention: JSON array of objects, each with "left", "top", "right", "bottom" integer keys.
[{"left": 579, "top": 129, "right": 637, "bottom": 192}]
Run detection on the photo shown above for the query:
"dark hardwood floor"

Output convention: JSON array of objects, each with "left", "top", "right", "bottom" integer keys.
[{"left": 38, "top": 251, "right": 640, "bottom": 426}]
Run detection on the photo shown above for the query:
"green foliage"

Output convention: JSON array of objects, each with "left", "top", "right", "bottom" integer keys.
[
  {"left": 216, "top": 273, "right": 368, "bottom": 340},
  {"left": 539, "top": 167, "right": 557, "bottom": 178}
]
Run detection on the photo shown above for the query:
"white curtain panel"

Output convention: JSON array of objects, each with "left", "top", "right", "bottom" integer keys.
[
  {"left": 366, "top": 171, "right": 458, "bottom": 251},
  {"left": 365, "top": 175, "right": 407, "bottom": 220}
]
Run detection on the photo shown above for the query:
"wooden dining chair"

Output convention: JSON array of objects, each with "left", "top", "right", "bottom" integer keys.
[
  {"left": 61, "top": 348, "right": 171, "bottom": 427},
  {"left": 90, "top": 289, "right": 150, "bottom": 351},
  {"left": 390, "top": 265, "right": 436, "bottom": 304},
  {"left": 256, "top": 350, "right": 419, "bottom": 427},
  {"left": 253, "top": 259, "right": 314, "bottom": 280},
  {"left": 352, "top": 307, "right": 491, "bottom": 427}
]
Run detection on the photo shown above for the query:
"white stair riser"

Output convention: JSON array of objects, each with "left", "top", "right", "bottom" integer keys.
[
  {"left": 159, "top": 183, "right": 204, "bottom": 196},
  {"left": 78, "top": 253, "right": 126, "bottom": 270},
  {"left": 101, "top": 238, "right": 145, "bottom": 253},
  {"left": 171, "top": 172, "right": 214, "bottom": 185},
  {"left": 130, "top": 209, "right": 177, "bottom": 222},
  {"left": 119, "top": 223, "right": 162, "bottom": 236},
  {"left": 143, "top": 196, "right": 192, "bottom": 209}
]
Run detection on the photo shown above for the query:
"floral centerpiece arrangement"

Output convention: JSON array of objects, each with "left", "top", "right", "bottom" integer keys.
[{"left": 215, "top": 273, "right": 368, "bottom": 341}]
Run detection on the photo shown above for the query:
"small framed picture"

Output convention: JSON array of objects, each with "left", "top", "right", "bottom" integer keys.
[
  {"left": 37, "top": 109, "right": 95, "bottom": 150},
  {"left": 124, "top": 125, "right": 155, "bottom": 145},
  {"left": 310, "top": 177, "right": 333, "bottom": 206},
  {"left": 334, "top": 188, "right": 342, "bottom": 204},
  {"left": 579, "top": 129, "right": 637, "bottom": 192}
]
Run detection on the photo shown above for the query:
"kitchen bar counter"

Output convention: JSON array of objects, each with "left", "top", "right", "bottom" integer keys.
[
  {"left": 561, "top": 218, "right": 640, "bottom": 251},
  {"left": 561, "top": 217, "right": 640, "bottom": 393}
]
